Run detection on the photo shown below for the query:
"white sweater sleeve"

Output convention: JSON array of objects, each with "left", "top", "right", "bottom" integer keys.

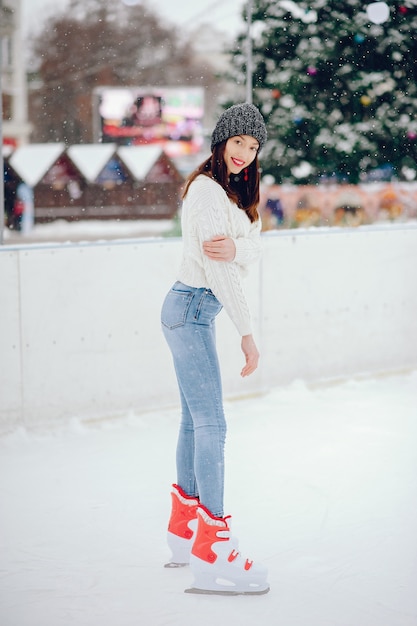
[
  {"left": 187, "top": 177, "right": 258, "bottom": 336},
  {"left": 232, "top": 218, "right": 262, "bottom": 267}
]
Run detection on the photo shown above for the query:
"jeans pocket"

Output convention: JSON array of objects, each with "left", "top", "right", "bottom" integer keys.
[
  {"left": 195, "top": 290, "right": 223, "bottom": 325},
  {"left": 161, "top": 284, "right": 193, "bottom": 329}
]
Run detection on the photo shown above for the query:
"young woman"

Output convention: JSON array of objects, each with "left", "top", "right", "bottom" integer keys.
[{"left": 161, "top": 103, "right": 269, "bottom": 595}]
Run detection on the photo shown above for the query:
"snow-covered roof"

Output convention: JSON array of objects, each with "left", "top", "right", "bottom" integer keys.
[
  {"left": 67, "top": 144, "right": 117, "bottom": 183},
  {"left": 9, "top": 143, "right": 66, "bottom": 187},
  {"left": 2, "top": 145, "right": 14, "bottom": 159},
  {"left": 117, "top": 145, "right": 163, "bottom": 181}
]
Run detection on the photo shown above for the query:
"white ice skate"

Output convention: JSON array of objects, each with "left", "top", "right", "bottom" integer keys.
[
  {"left": 185, "top": 506, "right": 270, "bottom": 595},
  {"left": 164, "top": 484, "right": 199, "bottom": 568}
]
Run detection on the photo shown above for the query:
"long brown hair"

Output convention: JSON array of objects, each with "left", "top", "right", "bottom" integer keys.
[{"left": 182, "top": 142, "right": 260, "bottom": 223}]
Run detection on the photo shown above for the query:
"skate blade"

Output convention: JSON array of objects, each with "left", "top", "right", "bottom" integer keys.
[
  {"left": 164, "top": 561, "right": 188, "bottom": 569},
  {"left": 185, "top": 585, "right": 270, "bottom": 596}
]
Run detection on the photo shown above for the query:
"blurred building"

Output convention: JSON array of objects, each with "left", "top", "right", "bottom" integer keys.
[{"left": 1, "top": 0, "right": 31, "bottom": 147}]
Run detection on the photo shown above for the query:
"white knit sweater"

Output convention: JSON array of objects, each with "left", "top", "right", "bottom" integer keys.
[{"left": 177, "top": 174, "right": 262, "bottom": 336}]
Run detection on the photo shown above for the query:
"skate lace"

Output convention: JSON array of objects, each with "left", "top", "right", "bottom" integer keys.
[
  {"left": 227, "top": 549, "right": 239, "bottom": 562},
  {"left": 227, "top": 549, "right": 253, "bottom": 570}
]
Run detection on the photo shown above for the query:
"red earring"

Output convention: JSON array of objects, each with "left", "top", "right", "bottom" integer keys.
[{"left": 244, "top": 168, "right": 249, "bottom": 182}]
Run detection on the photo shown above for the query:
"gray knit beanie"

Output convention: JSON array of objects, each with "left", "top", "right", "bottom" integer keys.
[{"left": 211, "top": 103, "right": 267, "bottom": 152}]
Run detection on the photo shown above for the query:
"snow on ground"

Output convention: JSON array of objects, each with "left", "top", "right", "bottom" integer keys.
[{"left": 1, "top": 371, "right": 416, "bottom": 626}]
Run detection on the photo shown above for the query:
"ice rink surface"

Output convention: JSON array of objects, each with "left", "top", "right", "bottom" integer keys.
[{"left": 1, "top": 371, "right": 416, "bottom": 626}]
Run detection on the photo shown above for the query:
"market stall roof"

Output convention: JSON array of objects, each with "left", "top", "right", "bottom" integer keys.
[
  {"left": 67, "top": 144, "right": 117, "bottom": 183},
  {"left": 8, "top": 143, "right": 66, "bottom": 187},
  {"left": 2, "top": 145, "right": 14, "bottom": 159},
  {"left": 117, "top": 145, "right": 164, "bottom": 181}
]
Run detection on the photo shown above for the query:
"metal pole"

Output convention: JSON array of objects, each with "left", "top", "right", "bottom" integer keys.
[{"left": 246, "top": 0, "right": 253, "bottom": 104}]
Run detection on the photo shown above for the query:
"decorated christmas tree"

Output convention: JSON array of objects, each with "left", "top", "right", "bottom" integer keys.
[{"left": 231, "top": 0, "right": 417, "bottom": 183}]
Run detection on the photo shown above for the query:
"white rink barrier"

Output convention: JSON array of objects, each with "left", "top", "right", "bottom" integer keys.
[{"left": 1, "top": 224, "right": 416, "bottom": 431}]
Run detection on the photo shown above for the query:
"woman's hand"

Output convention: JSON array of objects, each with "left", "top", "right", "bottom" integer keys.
[
  {"left": 203, "top": 236, "right": 236, "bottom": 262},
  {"left": 240, "top": 334, "right": 260, "bottom": 377}
]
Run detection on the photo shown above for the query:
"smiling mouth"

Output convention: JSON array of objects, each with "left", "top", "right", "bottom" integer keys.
[{"left": 231, "top": 158, "right": 245, "bottom": 167}]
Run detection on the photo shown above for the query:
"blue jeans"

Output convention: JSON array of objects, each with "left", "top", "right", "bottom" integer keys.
[{"left": 161, "top": 281, "right": 226, "bottom": 518}]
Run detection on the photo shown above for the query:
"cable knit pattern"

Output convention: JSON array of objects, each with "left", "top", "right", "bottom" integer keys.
[{"left": 177, "top": 175, "right": 262, "bottom": 336}]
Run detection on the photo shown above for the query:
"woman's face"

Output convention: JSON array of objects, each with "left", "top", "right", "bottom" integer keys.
[{"left": 223, "top": 135, "right": 259, "bottom": 176}]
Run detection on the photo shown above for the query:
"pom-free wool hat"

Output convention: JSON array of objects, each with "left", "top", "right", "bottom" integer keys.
[{"left": 211, "top": 103, "right": 267, "bottom": 152}]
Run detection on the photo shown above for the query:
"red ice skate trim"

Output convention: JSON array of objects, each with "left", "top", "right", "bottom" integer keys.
[
  {"left": 172, "top": 484, "right": 199, "bottom": 502},
  {"left": 228, "top": 549, "right": 239, "bottom": 563},
  {"left": 196, "top": 503, "right": 232, "bottom": 524},
  {"left": 191, "top": 506, "right": 230, "bottom": 564},
  {"left": 167, "top": 484, "right": 199, "bottom": 539},
  {"left": 244, "top": 559, "right": 253, "bottom": 571}
]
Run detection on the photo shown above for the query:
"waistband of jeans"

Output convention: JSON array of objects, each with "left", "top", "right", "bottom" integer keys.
[{"left": 175, "top": 281, "right": 213, "bottom": 296}]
